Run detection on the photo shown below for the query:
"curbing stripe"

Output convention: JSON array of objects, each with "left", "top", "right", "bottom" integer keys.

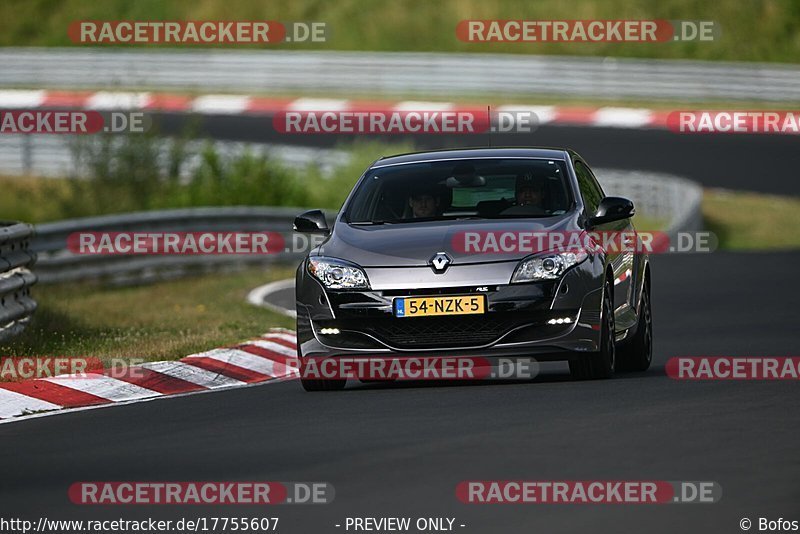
[
  {"left": 185, "top": 348, "right": 293, "bottom": 377},
  {"left": 141, "top": 360, "right": 246, "bottom": 389},
  {"left": 110, "top": 367, "right": 205, "bottom": 395},
  {"left": 0, "top": 379, "right": 109, "bottom": 408},
  {"left": 41, "top": 374, "right": 160, "bottom": 402},
  {"left": 261, "top": 332, "right": 298, "bottom": 346},
  {"left": 0, "top": 329, "right": 298, "bottom": 423},
  {"left": 0, "top": 89, "right": 46, "bottom": 108},
  {"left": 238, "top": 344, "right": 297, "bottom": 367},
  {"left": 0, "top": 89, "right": 676, "bottom": 131},
  {"left": 85, "top": 91, "right": 152, "bottom": 110},
  {"left": 0, "top": 387, "right": 61, "bottom": 418},
  {"left": 191, "top": 94, "right": 251, "bottom": 114},
  {"left": 245, "top": 339, "right": 297, "bottom": 358},
  {"left": 3, "top": 89, "right": 799, "bottom": 134},
  {"left": 181, "top": 357, "right": 269, "bottom": 383},
  {"left": 593, "top": 107, "right": 655, "bottom": 128}
]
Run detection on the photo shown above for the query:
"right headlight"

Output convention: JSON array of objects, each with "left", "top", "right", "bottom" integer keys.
[
  {"left": 511, "top": 250, "right": 588, "bottom": 283},
  {"left": 307, "top": 257, "right": 370, "bottom": 290}
]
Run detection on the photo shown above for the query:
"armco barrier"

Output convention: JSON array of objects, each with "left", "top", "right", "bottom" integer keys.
[
  {"left": 596, "top": 169, "right": 704, "bottom": 239},
  {"left": 1, "top": 48, "right": 799, "bottom": 102},
  {"left": 31, "top": 207, "right": 314, "bottom": 285},
  {"left": 0, "top": 222, "right": 37, "bottom": 342}
]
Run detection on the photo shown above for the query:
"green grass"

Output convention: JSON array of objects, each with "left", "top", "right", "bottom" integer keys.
[
  {"left": 703, "top": 188, "right": 800, "bottom": 250},
  {"left": 1, "top": 0, "right": 799, "bottom": 63},
  {"left": 0, "top": 266, "right": 297, "bottom": 364}
]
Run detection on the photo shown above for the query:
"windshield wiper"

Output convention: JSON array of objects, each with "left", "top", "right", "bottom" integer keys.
[{"left": 348, "top": 220, "right": 391, "bottom": 225}]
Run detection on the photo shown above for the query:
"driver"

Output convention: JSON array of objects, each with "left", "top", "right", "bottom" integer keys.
[
  {"left": 515, "top": 172, "right": 546, "bottom": 207},
  {"left": 498, "top": 173, "right": 548, "bottom": 216}
]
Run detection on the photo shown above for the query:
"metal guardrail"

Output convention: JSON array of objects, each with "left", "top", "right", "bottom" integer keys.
[
  {"left": 596, "top": 169, "right": 704, "bottom": 237},
  {"left": 32, "top": 207, "right": 310, "bottom": 284},
  {"left": 31, "top": 169, "right": 702, "bottom": 285},
  {"left": 0, "top": 222, "right": 37, "bottom": 342},
  {"left": 2, "top": 48, "right": 800, "bottom": 102}
]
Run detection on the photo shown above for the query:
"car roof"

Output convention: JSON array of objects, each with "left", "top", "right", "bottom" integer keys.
[{"left": 371, "top": 147, "right": 570, "bottom": 168}]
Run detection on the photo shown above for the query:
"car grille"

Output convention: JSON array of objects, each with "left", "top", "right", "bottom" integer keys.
[{"left": 357, "top": 315, "right": 520, "bottom": 349}]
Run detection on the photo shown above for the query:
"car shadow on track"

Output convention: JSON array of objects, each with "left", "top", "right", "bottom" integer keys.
[{"left": 338, "top": 365, "right": 667, "bottom": 392}]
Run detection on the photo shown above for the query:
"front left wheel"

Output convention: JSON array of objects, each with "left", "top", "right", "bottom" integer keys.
[
  {"left": 617, "top": 280, "right": 652, "bottom": 372},
  {"left": 299, "top": 358, "right": 347, "bottom": 391}
]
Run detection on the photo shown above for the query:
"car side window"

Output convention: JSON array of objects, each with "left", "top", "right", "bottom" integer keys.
[{"left": 574, "top": 160, "right": 604, "bottom": 214}]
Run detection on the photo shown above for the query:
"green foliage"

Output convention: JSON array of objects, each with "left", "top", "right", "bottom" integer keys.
[
  {"left": 0, "top": 0, "right": 798, "bottom": 62},
  {"left": 0, "top": 133, "right": 413, "bottom": 222}
]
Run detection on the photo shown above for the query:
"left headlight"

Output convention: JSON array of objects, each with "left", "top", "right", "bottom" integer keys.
[
  {"left": 308, "top": 257, "right": 370, "bottom": 290},
  {"left": 511, "top": 250, "right": 588, "bottom": 283}
]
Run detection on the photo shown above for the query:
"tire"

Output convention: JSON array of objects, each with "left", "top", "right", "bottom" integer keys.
[
  {"left": 299, "top": 358, "right": 347, "bottom": 392},
  {"left": 616, "top": 280, "right": 652, "bottom": 372},
  {"left": 569, "top": 279, "right": 615, "bottom": 380}
]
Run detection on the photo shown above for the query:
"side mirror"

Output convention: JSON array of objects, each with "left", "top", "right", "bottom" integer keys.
[
  {"left": 293, "top": 209, "right": 329, "bottom": 235},
  {"left": 589, "top": 197, "right": 635, "bottom": 226}
]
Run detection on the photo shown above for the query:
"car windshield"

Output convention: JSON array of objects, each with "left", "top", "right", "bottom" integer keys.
[{"left": 344, "top": 158, "right": 573, "bottom": 224}]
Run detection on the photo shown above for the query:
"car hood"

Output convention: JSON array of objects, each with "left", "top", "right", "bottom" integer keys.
[{"left": 315, "top": 217, "right": 578, "bottom": 267}]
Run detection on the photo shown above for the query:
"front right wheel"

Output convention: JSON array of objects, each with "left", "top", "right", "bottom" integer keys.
[{"left": 569, "top": 279, "right": 615, "bottom": 380}]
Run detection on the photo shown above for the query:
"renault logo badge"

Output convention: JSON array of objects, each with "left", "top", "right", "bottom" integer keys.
[{"left": 429, "top": 252, "right": 452, "bottom": 274}]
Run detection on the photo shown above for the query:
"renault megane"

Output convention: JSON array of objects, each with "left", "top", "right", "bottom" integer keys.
[{"left": 293, "top": 148, "right": 652, "bottom": 391}]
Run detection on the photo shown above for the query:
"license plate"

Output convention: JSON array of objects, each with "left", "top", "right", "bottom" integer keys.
[{"left": 394, "top": 295, "right": 485, "bottom": 318}]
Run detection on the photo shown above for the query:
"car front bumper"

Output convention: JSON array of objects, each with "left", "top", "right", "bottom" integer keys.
[{"left": 295, "top": 257, "right": 606, "bottom": 362}]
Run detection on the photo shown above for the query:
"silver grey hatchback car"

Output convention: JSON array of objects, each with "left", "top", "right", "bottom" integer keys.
[{"left": 294, "top": 148, "right": 652, "bottom": 391}]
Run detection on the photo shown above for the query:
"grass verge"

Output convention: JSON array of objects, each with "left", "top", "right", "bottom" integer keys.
[
  {"left": 0, "top": 266, "right": 297, "bottom": 363},
  {"left": 703, "top": 189, "right": 800, "bottom": 250},
  {"left": 1, "top": 0, "right": 799, "bottom": 63},
  {"left": 0, "top": 139, "right": 412, "bottom": 223}
]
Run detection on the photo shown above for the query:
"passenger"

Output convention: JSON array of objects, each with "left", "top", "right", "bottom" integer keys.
[{"left": 408, "top": 189, "right": 441, "bottom": 218}]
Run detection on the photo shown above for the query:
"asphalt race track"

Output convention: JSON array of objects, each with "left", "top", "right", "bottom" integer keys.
[
  {"left": 1, "top": 250, "right": 798, "bottom": 532},
  {"left": 1, "top": 121, "right": 797, "bottom": 533},
  {"left": 155, "top": 113, "right": 800, "bottom": 196}
]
